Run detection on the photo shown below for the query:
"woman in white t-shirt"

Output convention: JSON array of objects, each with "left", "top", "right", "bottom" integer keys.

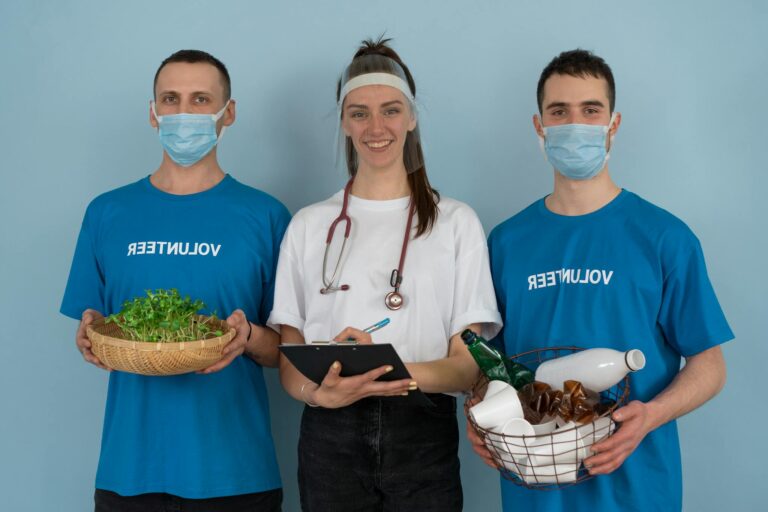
[{"left": 269, "top": 38, "right": 502, "bottom": 512}]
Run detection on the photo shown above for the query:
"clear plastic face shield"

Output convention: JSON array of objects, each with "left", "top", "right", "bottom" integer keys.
[{"left": 336, "top": 54, "right": 424, "bottom": 174}]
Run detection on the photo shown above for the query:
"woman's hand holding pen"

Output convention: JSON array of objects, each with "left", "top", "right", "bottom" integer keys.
[
  {"left": 334, "top": 327, "right": 373, "bottom": 343},
  {"left": 334, "top": 318, "right": 389, "bottom": 343},
  {"left": 306, "top": 361, "right": 416, "bottom": 408}
]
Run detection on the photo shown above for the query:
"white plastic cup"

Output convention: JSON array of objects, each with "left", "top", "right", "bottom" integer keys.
[
  {"left": 531, "top": 416, "right": 558, "bottom": 436},
  {"left": 500, "top": 454, "right": 530, "bottom": 478},
  {"left": 469, "top": 385, "right": 524, "bottom": 430},
  {"left": 522, "top": 463, "right": 580, "bottom": 484},
  {"left": 484, "top": 430, "right": 507, "bottom": 457},
  {"left": 484, "top": 431, "right": 528, "bottom": 477},
  {"left": 484, "top": 379, "right": 510, "bottom": 399},
  {"left": 577, "top": 415, "right": 616, "bottom": 454},
  {"left": 503, "top": 418, "right": 537, "bottom": 457},
  {"left": 484, "top": 417, "right": 535, "bottom": 467},
  {"left": 501, "top": 417, "right": 536, "bottom": 437},
  {"left": 527, "top": 421, "right": 589, "bottom": 466}
]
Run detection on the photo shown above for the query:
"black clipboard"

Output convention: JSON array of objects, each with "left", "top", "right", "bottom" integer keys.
[{"left": 279, "top": 343, "right": 434, "bottom": 407}]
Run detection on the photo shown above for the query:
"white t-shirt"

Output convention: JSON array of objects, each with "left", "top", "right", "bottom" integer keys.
[{"left": 268, "top": 190, "right": 502, "bottom": 363}]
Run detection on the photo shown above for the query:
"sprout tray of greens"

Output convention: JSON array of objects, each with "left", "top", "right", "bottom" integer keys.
[{"left": 106, "top": 289, "right": 224, "bottom": 342}]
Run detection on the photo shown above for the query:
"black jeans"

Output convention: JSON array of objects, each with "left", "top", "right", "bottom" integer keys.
[
  {"left": 94, "top": 488, "right": 282, "bottom": 512},
  {"left": 298, "top": 393, "right": 462, "bottom": 512}
]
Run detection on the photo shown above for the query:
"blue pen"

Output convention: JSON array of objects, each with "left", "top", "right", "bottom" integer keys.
[
  {"left": 346, "top": 318, "right": 390, "bottom": 341},
  {"left": 363, "top": 318, "right": 390, "bottom": 334}
]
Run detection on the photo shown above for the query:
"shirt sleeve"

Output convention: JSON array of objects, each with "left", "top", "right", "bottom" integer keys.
[
  {"left": 487, "top": 229, "right": 508, "bottom": 353},
  {"left": 258, "top": 204, "right": 292, "bottom": 325},
  {"left": 658, "top": 230, "right": 734, "bottom": 357},
  {"left": 60, "top": 205, "right": 106, "bottom": 320},
  {"left": 449, "top": 205, "right": 503, "bottom": 340},
  {"left": 267, "top": 216, "right": 307, "bottom": 333}
]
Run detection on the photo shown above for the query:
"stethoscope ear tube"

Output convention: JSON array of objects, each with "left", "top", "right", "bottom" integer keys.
[
  {"left": 321, "top": 237, "right": 350, "bottom": 294},
  {"left": 320, "top": 177, "right": 415, "bottom": 310}
]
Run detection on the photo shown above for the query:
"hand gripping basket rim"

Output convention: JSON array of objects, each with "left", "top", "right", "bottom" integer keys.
[{"left": 86, "top": 315, "right": 236, "bottom": 376}]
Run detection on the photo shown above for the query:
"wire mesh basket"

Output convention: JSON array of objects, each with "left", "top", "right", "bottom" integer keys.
[
  {"left": 465, "top": 346, "right": 630, "bottom": 490},
  {"left": 86, "top": 316, "right": 235, "bottom": 376}
]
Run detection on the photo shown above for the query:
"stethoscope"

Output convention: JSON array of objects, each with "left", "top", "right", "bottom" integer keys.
[{"left": 320, "top": 178, "right": 415, "bottom": 311}]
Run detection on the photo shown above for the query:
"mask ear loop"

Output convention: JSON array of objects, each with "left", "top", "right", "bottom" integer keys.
[
  {"left": 213, "top": 100, "right": 231, "bottom": 142},
  {"left": 604, "top": 112, "right": 618, "bottom": 164},
  {"left": 151, "top": 101, "right": 162, "bottom": 123},
  {"left": 536, "top": 114, "right": 546, "bottom": 154}
]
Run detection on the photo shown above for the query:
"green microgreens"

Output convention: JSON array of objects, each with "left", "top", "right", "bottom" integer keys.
[{"left": 106, "top": 289, "right": 223, "bottom": 342}]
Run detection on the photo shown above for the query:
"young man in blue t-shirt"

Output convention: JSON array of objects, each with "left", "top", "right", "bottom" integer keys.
[
  {"left": 61, "top": 50, "right": 290, "bottom": 511},
  {"left": 468, "top": 50, "right": 734, "bottom": 511}
]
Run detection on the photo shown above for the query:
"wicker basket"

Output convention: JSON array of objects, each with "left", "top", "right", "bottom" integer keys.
[
  {"left": 86, "top": 316, "right": 236, "bottom": 376},
  {"left": 465, "top": 347, "right": 630, "bottom": 490}
]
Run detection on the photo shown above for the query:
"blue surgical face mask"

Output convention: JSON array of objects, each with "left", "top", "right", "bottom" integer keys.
[
  {"left": 151, "top": 100, "right": 230, "bottom": 167},
  {"left": 539, "top": 113, "right": 616, "bottom": 180}
]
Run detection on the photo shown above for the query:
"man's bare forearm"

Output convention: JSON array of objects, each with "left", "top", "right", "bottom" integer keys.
[
  {"left": 244, "top": 324, "right": 281, "bottom": 368},
  {"left": 645, "top": 345, "right": 726, "bottom": 430}
]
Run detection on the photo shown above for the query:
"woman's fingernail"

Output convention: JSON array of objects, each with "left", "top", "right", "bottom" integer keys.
[
  {"left": 385, "top": 366, "right": 394, "bottom": 372},
  {"left": 332, "top": 362, "right": 340, "bottom": 369},
  {"left": 409, "top": 382, "right": 418, "bottom": 390},
  {"left": 401, "top": 392, "right": 409, "bottom": 396}
]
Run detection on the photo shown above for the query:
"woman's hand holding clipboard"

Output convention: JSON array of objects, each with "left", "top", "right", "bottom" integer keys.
[
  {"left": 279, "top": 321, "right": 434, "bottom": 408},
  {"left": 308, "top": 358, "right": 415, "bottom": 408}
]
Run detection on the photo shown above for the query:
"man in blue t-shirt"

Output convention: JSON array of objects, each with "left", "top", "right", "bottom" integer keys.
[
  {"left": 468, "top": 50, "right": 734, "bottom": 511},
  {"left": 61, "top": 50, "right": 290, "bottom": 511}
]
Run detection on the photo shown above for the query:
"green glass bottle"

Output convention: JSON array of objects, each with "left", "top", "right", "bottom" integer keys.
[
  {"left": 461, "top": 329, "right": 512, "bottom": 384},
  {"left": 461, "top": 329, "right": 535, "bottom": 390}
]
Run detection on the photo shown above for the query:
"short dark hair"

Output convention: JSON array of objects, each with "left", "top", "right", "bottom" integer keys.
[
  {"left": 153, "top": 49, "right": 231, "bottom": 100},
  {"left": 537, "top": 49, "right": 615, "bottom": 113}
]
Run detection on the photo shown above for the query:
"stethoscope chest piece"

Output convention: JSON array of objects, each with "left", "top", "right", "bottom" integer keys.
[{"left": 385, "top": 291, "right": 404, "bottom": 311}]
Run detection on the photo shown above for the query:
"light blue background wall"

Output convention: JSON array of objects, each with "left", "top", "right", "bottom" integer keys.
[{"left": 0, "top": 1, "right": 764, "bottom": 510}]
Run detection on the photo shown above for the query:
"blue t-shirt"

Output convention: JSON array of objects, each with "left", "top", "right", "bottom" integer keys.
[
  {"left": 60, "top": 175, "right": 290, "bottom": 498},
  {"left": 488, "top": 190, "right": 733, "bottom": 512}
]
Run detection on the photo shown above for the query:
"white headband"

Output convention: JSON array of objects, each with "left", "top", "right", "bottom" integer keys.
[{"left": 338, "top": 72, "right": 415, "bottom": 107}]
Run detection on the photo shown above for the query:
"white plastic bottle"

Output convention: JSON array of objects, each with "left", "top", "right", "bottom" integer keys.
[{"left": 534, "top": 348, "right": 646, "bottom": 392}]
